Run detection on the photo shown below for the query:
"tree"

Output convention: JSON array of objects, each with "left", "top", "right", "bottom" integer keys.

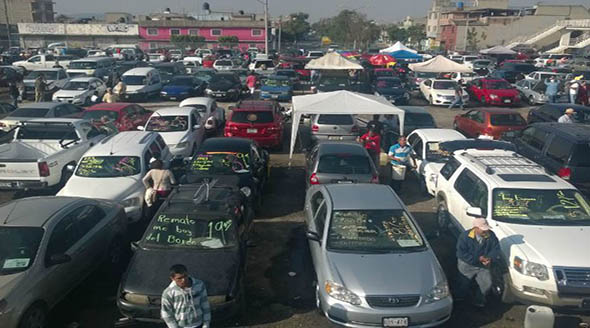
[
  {"left": 386, "top": 24, "right": 426, "bottom": 48},
  {"left": 218, "top": 36, "right": 239, "bottom": 47},
  {"left": 311, "top": 10, "right": 380, "bottom": 49},
  {"left": 170, "top": 35, "right": 205, "bottom": 49},
  {"left": 386, "top": 25, "right": 408, "bottom": 44},
  {"left": 466, "top": 27, "right": 479, "bottom": 51},
  {"left": 281, "top": 12, "right": 311, "bottom": 43}
]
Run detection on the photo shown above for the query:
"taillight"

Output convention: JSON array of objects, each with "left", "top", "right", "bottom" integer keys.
[
  {"left": 557, "top": 167, "right": 571, "bottom": 180},
  {"left": 483, "top": 127, "right": 493, "bottom": 135},
  {"left": 310, "top": 173, "right": 319, "bottom": 185},
  {"left": 0, "top": 122, "right": 4, "bottom": 127},
  {"left": 371, "top": 174, "right": 379, "bottom": 184},
  {"left": 311, "top": 124, "right": 319, "bottom": 132},
  {"left": 38, "top": 162, "right": 50, "bottom": 177}
]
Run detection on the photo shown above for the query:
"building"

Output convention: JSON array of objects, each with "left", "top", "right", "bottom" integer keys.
[
  {"left": 0, "top": 0, "right": 54, "bottom": 24},
  {"left": 104, "top": 12, "right": 135, "bottom": 24},
  {"left": 18, "top": 23, "right": 140, "bottom": 49}
]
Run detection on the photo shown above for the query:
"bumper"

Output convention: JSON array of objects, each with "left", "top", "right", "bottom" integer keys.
[
  {"left": 54, "top": 97, "right": 83, "bottom": 105},
  {"left": 507, "top": 269, "right": 590, "bottom": 307},
  {"left": 118, "top": 297, "right": 237, "bottom": 322},
  {"left": 311, "top": 135, "right": 358, "bottom": 143},
  {"left": 487, "top": 98, "right": 520, "bottom": 106},
  {"left": 207, "top": 90, "right": 239, "bottom": 100},
  {"left": 0, "top": 180, "right": 49, "bottom": 190},
  {"left": 160, "top": 93, "right": 190, "bottom": 101},
  {"left": 320, "top": 294, "right": 452, "bottom": 328},
  {"left": 224, "top": 133, "right": 281, "bottom": 148},
  {"left": 431, "top": 96, "right": 469, "bottom": 106}
]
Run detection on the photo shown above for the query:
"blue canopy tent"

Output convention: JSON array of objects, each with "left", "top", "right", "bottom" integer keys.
[{"left": 388, "top": 50, "right": 423, "bottom": 62}]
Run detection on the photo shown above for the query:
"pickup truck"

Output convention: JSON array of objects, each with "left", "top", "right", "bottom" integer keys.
[
  {"left": 0, "top": 118, "right": 105, "bottom": 190},
  {"left": 12, "top": 54, "right": 72, "bottom": 72}
]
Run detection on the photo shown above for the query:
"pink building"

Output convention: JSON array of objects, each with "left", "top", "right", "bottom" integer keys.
[{"left": 138, "top": 19, "right": 267, "bottom": 51}]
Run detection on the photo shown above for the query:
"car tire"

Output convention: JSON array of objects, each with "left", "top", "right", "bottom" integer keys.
[
  {"left": 436, "top": 201, "right": 450, "bottom": 232},
  {"left": 528, "top": 95, "right": 535, "bottom": 105},
  {"left": 315, "top": 281, "right": 324, "bottom": 315},
  {"left": 84, "top": 96, "right": 91, "bottom": 106},
  {"left": 18, "top": 303, "right": 47, "bottom": 328},
  {"left": 58, "top": 165, "right": 74, "bottom": 189},
  {"left": 500, "top": 273, "right": 515, "bottom": 304}
]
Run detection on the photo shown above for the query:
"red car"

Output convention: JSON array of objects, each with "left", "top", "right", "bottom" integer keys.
[
  {"left": 224, "top": 100, "right": 284, "bottom": 149},
  {"left": 453, "top": 109, "right": 527, "bottom": 139},
  {"left": 467, "top": 78, "right": 520, "bottom": 106},
  {"left": 202, "top": 55, "right": 216, "bottom": 68},
  {"left": 82, "top": 103, "right": 152, "bottom": 131}
]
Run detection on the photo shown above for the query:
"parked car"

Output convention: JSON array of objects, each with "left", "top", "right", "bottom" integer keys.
[
  {"left": 433, "top": 147, "right": 590, "bottom": 307},
  {"left": 449, "top": 72, "right": 476, "bottom": 85},
  {"left": 274, "top": 69, "right": 299, "bottom": 84},
  {"left": 0, "top": 196, "right": 128, "bottom": 328},
  {"left": 0, "top": 102, "right": 17, "bottom": 123},
  {"left": 224, "top": 100, "right": 284, "bottom": 149},
  {"left": 525, "top": 71, "right": 565, "bottom": 81},
  {"left": 310, "top": 114, "right": 359, "bottom": 143},
  {"left": 52, "top": 77, "right": 107, "bottom": 106},
  {"left": 472, "top": 59, "right": 494, "bottom": 75},
  {"left": 259, "top": 75, "right": 293, "bottom": 101},
  {"left": 12, "top": 54, "right": 71, "bottom": 72},
  {"left": 315, "top": 75, "right": 350, "bottom": 93},
  {"left": 160, "top": 75, "right": 207, "bottom": 101},
  {"left": 22, "top": 68, "right": 70, "bottom": 100},
  {"left": 420, "top": 79, "right": 469, "bottom": 106},
  {"left": 488, "top": 69, "right": 525, "bottom": 84},
  {"left": 453, "top": 109, "right": 526, "bottom": 139},
  {"left": 0, "top": 66, "right": 23, "bottom": 86},
  {"left": 498, "top": 61, "right": 536, "bottom": 75},
  {"left": 179, "top": 97, "right": 225, "bottom": 128},
  {"left": 121, "top": 67, "right": 163, "bottom": 102},
  {"left": 373, "top": 77, "right": 410, "bottom": 105},
  {"left": 305, "top": 142, "right": 379, "bottom": 188},
  {"left": 83, "top": 103, "right": 152, "bottom": 132},
  {"left": 0, "top": 102, "right": 84, "bottom": 133},
  {"left": 67, "top": 57, "right": 116, "bottom": 79},
  {"left": 192, "top": 68, "right": 217, "bottom": 83},
  {"left": 305, "top": 183, "right": 452, "bottom": 327},
  {"left": 515, "top": 79, "right": 550, "bottom": 105},
  {"left": 115, "top": 60, "right": 149, "bottom": 75},
  {"left": 248, "top": 59, "right": 276, "bottom": 72},
  {"left": 117, "top": 184, "right": 250, "bottom": 323},
  {"left": 466, "top": 78, "right": 520, "bottom": 106},
  {"left": 152, "top": 62, "right": 186, "bottom": 85},
  {"left": 213, "top": 59, "right": 237, "bottom": 71},
  {"left": 526, "top": 103, "right": 590, "bottom": 124},
  {"left": 205, "top": 72, "right": 243, "bottom": 101},
  {"left": 168, "top": 48, "right": 183, "bottom": 61},
  {"left": 408, "top": 71, "right": 438, "bottom": 90},
  {"left": 57, "top": 131, "right": 172, "bottom": 222}
]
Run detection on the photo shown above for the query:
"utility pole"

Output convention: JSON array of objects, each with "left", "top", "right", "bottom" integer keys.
[
  {"left": 463, "top": 12, "right": 469, "bottom": 52},
  {"left": 255, "top": 0, "right": 269, "bottom": 54},
  {"left": 278, "top": 16, "right": 282, "bottom": 52},
  {"left": 2, "top": 0, "right": 11, "bottom": 48}
]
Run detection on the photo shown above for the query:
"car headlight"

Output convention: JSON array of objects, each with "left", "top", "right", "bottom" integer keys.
[
  {"left": 490, "top": 94, "right": 499, "bottom": 99},
  {"left": 176, "top": 142, "right": 188, "bottom": 148},
  {"left": 121, "top": 197, "right": 140, "bottom": 207},
  {"left": 325, "top": 281, "right": 361, "bottom": 305},
  {"left": 424, "top": 280, "right": 450, "bottom": 304},
  {"left": 240, "top": 186, "right": 252, "bottom": 198},
  {"left": 513, "top": 256, "right": 549, "bottom": 281},
  {"left": 123, "top": 292, "right": 150, "bottom": 305}
]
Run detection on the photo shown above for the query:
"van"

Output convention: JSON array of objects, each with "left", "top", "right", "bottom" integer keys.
[
  {"left": 67, "top": 57, "right": 116, "bottom": 79},
  {"left": 121, "top": 67, "right": 163, "bottom": 102}
]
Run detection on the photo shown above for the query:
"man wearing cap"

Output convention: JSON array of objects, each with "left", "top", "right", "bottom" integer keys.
[
  {"left": 558, "top": 108, "right": 576, "bottom": 123},
  {"left": 456, "top": 217, "right": 501, "bottom": 307}
]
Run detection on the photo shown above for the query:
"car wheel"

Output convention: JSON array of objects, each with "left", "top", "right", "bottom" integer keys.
[
  {"left": 84, "top": 96, "right": 91, "bottom": 106},
  {"left": 436, "top": 201, "right": 450, "bottom": 232},
  {"left": 18, "top": 303, "right": 47, "bottom": 328},
  {"left": 58, "top": 165, "right": 73, "bottom": 189},
  {"left": 315, "top": 282, "right": 323, "bottom": 315},
  {"left": 528, "top": 95, "right": 535, "bottom": 105},
  {"left": 500, "top": 273, "right": 515, "bottom": 304}
]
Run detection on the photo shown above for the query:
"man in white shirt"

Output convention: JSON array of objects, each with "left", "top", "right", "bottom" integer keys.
[
  {"left": 558, "top": 108, "right": 575, "bottom": 123},
  {"left": 569, "top": 80, "right": 580, "bottom": 104}
]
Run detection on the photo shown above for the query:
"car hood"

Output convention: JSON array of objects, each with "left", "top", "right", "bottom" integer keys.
[
  {"left": 432, "top": 89, "right": 456, "bottom": 96},
  {"left": 162, "top": 85, "right": 191, "bottom": 93},
  {"left": 326, "top": 250, "right": 441, "bottom": 296},
  {"left": 59, "top": 175, "right": 142, "bottom": 201},
  {"left": 209, "top": 80, "right": 236, "bottom": 90},
  {"left": 0, "top": 271, "right": 26, "bottom": 296},
  {"left": 261, "top": 85, "right": 291, "bottom": 92},
  {"left": 158, "top": 131, "right": 189, "bottom": 145},
  {"left": 53, "top": 89, "right": 87, "bottom": 97},
  {"left": 496, "top": 223, "right": 590, "bottom": 267},
  {"left": 483, "top": 89, "right": 519, "bottom": 96},
  {"left": 121, "top": 248, "right": 240, "bottom": 296},
  {"left": 376, "top": 88, "right": 405, "bottom": 96},
  {"left": 183, "top": 173, "right": 246, "bottom": 188}
]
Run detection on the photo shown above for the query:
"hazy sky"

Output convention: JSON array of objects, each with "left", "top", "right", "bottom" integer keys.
[{"left": 55, "top": 0, "right": 590, "bottom": 22}]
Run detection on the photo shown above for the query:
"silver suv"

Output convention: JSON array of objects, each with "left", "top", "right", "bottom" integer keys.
[
  {"left": 305, "top": 184, "right": 452, "bottom": 328},
  {"left": 310, "top": 114, "right": 359, "bottom": 143}
]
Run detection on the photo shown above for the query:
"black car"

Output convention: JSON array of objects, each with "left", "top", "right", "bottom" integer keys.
[
  {"left": 373, "top": 77, "right": 410, "bottom": 105},
  {"left": 206, "top": 73, "right": 243, "bottom": 101},
  {"left": 527, "top": 103, "right": 590, "bottom": 124},
  {"left": 117, "top": 184, "right": 250, "bottom": 322},
  {"left": 503, "top": 123, "right": 590, "bottom": 197},
  {"left": 152, "top": 62, "right": 187, "bottom": 85}
]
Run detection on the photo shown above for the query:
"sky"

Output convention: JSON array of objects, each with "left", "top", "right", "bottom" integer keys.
[{"left": 55, "top": 0, "right": 590, "bottom": 23}]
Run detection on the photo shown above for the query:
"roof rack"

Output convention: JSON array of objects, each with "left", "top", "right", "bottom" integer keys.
[{"left": 460, "top": 152, "right": 548, "bottom": 175}]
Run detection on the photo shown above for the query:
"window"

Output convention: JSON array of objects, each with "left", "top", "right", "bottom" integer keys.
[
  {"left": 149, "top": 142, "right": 162, "bottom": 158},
  {"left": 149, "top": 42, "right": 158, "bottom": 49},
  {"left": 147, "top": 28, "right": 159, "bottom": 36},
  {"left": 412, "top": 139, "right": 424, "bottom": 160},
  {"left": 211, "top": 29, "right": 222, "bottom": 36},
  {"left": 156, "top": 135, "right": 167, "bottom": 150},
  {"left": 521, "top": 127, "right": 548, "bottom": 151},
  {"left": 170, "top": 29, "right": 181, "bottom": 36},
  {"left": 546, "top": 136, "right": 573, "bottom": 165},
  {"left": 189, "top": 29, "right": 199, "bottom": 35},
  {"left": 46, "top": 215, "right": 80, "bottom": 262},
  {"left": 314, "top": 202, "right": 327, "bottom": 236},
  {"left": 455, "top": 169, "right": 488, "bottom": 214},
  {"left": 467, "top": 111, "right": 484, "bottom": 123},
  {"left": 252, "top": 29, "right": 262, "bottom": 36},
  {"left": 440, "top": 157, "right": 461, "bottom": 180},
  {"left": 73, "top": 205, "right": 106, "bottom": 237},
  {"left": 310, "top": 191, "right": 324, "bottom": 214}
]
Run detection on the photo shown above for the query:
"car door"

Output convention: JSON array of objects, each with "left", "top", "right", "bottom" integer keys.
[
  {"left": 448, "top": 168, "right": 489, "bottom": 230},
  {"left": 420, "top": 79, "right": 432, "bottom": 98},
  {"left": 305, "top": 190, "right": 328, "bottom": 279},
  {"left": 408, "top": 133, "right": 425, "bottom": 173},
  {"left": 514, "top": 126, "right": 550, "bottom": 162},
  {"left": 71, "top": 204, "right": 110, "bottom": 275}
]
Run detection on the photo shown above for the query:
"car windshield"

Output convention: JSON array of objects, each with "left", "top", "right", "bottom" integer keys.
[
  {"left": 492, "top": 189, "right": 590, "bottom": 225},
  {"left": 122, "top": 75, "right": 146, "bottom": 86},
  {"left": 63, "top": 81, "right": 89, "bottom": 91},
  {"left": 416, "top": 72, "right": 437, "bottom": 78},
  {"left": 319, "top": 77, "right": 348, "bottom": 86},
  {"left": 231, "top": 111, "right": 274, "bottom": 124},
  {"left": 191, "top": 152, "right": 250, "bottom": 174},
  {"left": 169, "top": 77, "right": 193, "bottom": 86},
  {"left": 484, "top": 80, "right": 511, "bottom": 89},
  {"left": 376, "top": 79, "right": 401, "bottom": 88},
  {"left": 69, "top": 62, "right": 97, "bottom": 69},
  {"left": 490, "top": 114, "right": 526, "bottom": 126},
  {"left": 26, "top": 71, "right": 58, "bottom": 80},
  {"left": 433, "top": 81, "right": 457, "bottom": 90},
  {"left": 406, "top": 113, "right": 434, "bottom": 126},
  {"left": 425, "top": 142, "right": 448, "bottom": 161},
  {"left": 317, "top": 114, "right": 354, "bottom": 125},
  {"left": 210, "top": 75, "right": 236, "bottom": 84},
  {"left": 75, "top": 156, "right": 141, "bottom": 177},
  {"left": 146, "top": 115, "right": 189, "bottom": 132},
  {"left": 375, "top": 70, "right": 394, "bottom": 77},
  {"left": 0, "top": 227, "right": 44, "bottom": 275},
  {"left": 82, "top": 110, "right": 119, "bottom": 122},
  {"left": 143, "top": 214, "right": 237, "bottom": 249},
  {"left": 17, "top": 125, "right": 77, "bottom": 140},
  {"left": 318, "top": 154, "right": 371, "bottom": 174},
  {"left": 9, "top": 107, "right": 49, "bottom": 118},
  {"left": 327, "top": 210, "right": 425, "bottom": 252},
  {"left": 265, "top": 78, "right": 289, "bottom": 87},
  {"left": 157, "top": 66, "right": 175, "bottom": 74},
  {"left": 216, "top": 60, "right": 232, "bottom": 66}
]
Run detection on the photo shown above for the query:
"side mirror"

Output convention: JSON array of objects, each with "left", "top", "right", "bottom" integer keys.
[
  {"left": 306, "top": 230, "right": 321, "bottom": 243},
  {"left": 466, "top": 207, "right": 483, "bottom": 218},
  {"left": 137, "top": 126, "right": 145, "bottom": 131},
  {"left": 66, "top": 164, "right": 76, "bottom": 172},
  {"left": 48, "top": 253, "right": 71, "bottom": 266}
]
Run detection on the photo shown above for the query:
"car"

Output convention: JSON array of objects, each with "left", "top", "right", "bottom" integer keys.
[
  {"left": 453, "top": 109, "right": 526, "bottom": 139},
  {"left": 274, "top": 69, "right": 299, "bottom": 83},
  {"left": 194, "top": 48, "right": 213, "bottom": 58},
  {"left": 83, "top": 103, "right": 152, "bottom": 132},
  {"left": 0, "top": 102, "right": 16, "bottom": 121},
  {"left": 213, "top": 59, "right": 237, "bottom": 71},
  {"left": 142, "top": 106, "right": 205, "bottom": 158},
  {"left": 534, "top": 53, "right": 573, "bottom": 67},
  {"left": 373, "top": 68, "right": 397, "bottom": 78},
  {"left": 0, "top": 102, "right": 84, "bottom": 132},
  {"left": 66, "top": 57, "right": 116, "bottom": 80},
  {"left": 0, "top": 196, "right": 128, "bottom": 328},
  {"left": 108, "top": 44, "right": 145, "bottom": 61},
  {"left": 515, "top": 79, "right": 551, "bottom": 105},
  {"left": 12, "top": 54, "right": 71, "bottom": 72},
  {"left": 259, "top": 75, "right": 294, "bottom": 101},
  {"left": 373, "top": 77, "right": 410, "bottom": 105},
  {"left": 504, "top": 123, "right": 590, "bottom": 197},
  {"left": 117, "top": 184, "right": 250, "bottom": 324},
  {"left": 310, "top": 114, "right": 359, "bottom": 143},
  {"left": 525, "top": 71, "right": 565, "bottom": 81},
  {"left": 305, "top": 142, "right": 379, "bottom": 188},
  {"left": 181, "top": 56, "right": 201, "bottom": 73},
  {"left": 488, "top": 69, "right": 525, "bottom": 84},
  {"left": 0, "top": 65, "right": 23, "bottom": 86},
  {"left": 248, "top": 59, "right": 276, "bottom": 72},
  {"left": 52, "top": 77, "right": 107, "bottom": 106},
  {"left": 449, "top": 71, "right": 476, "bottom": 85},
  {"left": 115, "top": 60, "right": 150, "bottom": 75},
  {"left": 168, "top": 48, "right": 184, "bottom": 60},
  {"left": 121, "top": 67, "right": 163, "bottom": 102},
  {"left": 305, "top": 183, "right": 452, "bottom": 328},
  {"left": 57, "top": 131, "right": 172, "bottom": 223},
  {"left": 408, "top": 71, "right": 438, "bottom": 90},
  {"left": 179, "top": 97, "right": 226, "bottom": 129},
  {"left": 471, "top": 59, "right": 494, "bottom": 76},
  {"left": 146, "top": 52, "right": 167, "bottom": 63},
  {"left": 305, "top": 50, "right": 324, "bottom": 59},
  {"left": 420, "top": 79, "right": 469, "bottom": 106},
  {"left": 315, "top": 75, "right": 350, "bottom": 93},
  {"left": 224, "top": 100, "right": 285, "bottom": 149},
  {"left": 22, "top": 68, "right": 70, "bottom": 100},
  {"left": 205, "top": 72, "right": 243, "bottom": 101},
  {"left": 466, "top": 78, "right": 520, "bottom": 106},
  {"left": 152, "top": 62, "right": 186, "bottom": 85},
  {"left": 526, "top": 103, "right": 590, "bottom": 124},
  {"left": 498, "top": 61, "right": 536, "bottom": 75},
  {"left": 433, "top": 147, "right": 590, "bottom": 307},
  {"left": 160, "top": 75, "right": 207, "bottom": 101}
]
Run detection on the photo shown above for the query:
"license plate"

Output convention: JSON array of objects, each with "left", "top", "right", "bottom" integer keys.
[
  {"left": 170, "top": 97, "right": 176, "bottom": 100},
  {"left": 215, "top": 93, "right": 224, "bottom": 97},
  {"left": 383, "top": 317, "right": 408, "bottom": 327},
  {"left": 504, "top": 99, "right": 511, "bottom": 103},
  {"left": 328, "top": 136, "right": 342, "bottom": 140},
  {"left": 247, "top": 128, "right": 258, "bottom": 133}
]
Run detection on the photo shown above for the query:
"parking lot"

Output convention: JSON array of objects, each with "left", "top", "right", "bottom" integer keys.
[{"left": 2, "top": 94, "right": 590, "bottom": 328}]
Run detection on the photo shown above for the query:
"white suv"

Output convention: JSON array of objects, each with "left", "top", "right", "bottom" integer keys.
[{"left": 433, "top": 148, "right": 590, "bottom": 307}]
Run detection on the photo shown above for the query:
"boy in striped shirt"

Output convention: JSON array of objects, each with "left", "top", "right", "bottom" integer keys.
[{"left": 161, "top": 264, "right": 211, "bottom": 328}]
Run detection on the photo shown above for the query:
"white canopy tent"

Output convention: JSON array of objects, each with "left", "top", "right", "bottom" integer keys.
[
  {"left": 408, "top": 55, "right": 472, "bottom": 73},
  {"left": 380, "top": 41, "right": 418, "bottom": 54},
  {"left": 290, "top": 91, "right": 406, "bottom": 161},
  {"left": 305, "top": 52, "right": 364, "bottom": 70},
  {"left": 479, "top": 45, "right": 517, "bottom": 55}
]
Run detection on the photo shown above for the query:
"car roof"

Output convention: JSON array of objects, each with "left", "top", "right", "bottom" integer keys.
[
  {"left": 235, "top": 100, "right": 275, "bottom": 111},
  {"left": 0, "top": 197, "right": 84, "bottom": 227},
  {"left": 29, "top": 68, "right": 64, "bottom": 72},
  {"left": 22, "top": 118, "right": 83, "bottom": 124},
  {"left": 17, "top": 102, "right": 63, "bottom": 109},
  {"left": 123, "top": 67, "right": 157, "bottom": 75},
  {"left": 398, "top": 106, "right": 430, "bottom": 114},
  {"left": 411, "top": 128, "right": 465, "bottom": 141},
  {"left": 530, "top": 122, "right": 590, "bottom": 140},
  {"left": 317, "top": 142, "right": 367, "bottom": 156},
  {"left": 88, "top": 131, "right": 158, "bottom": 156},
  {"left": 152, "top": 106, "right": 195, "bottom": 116},
  {"left": 324, "top": 184, "right": 403, "bottom": 210},
  {"left": 199, "top": 137, "right": 253, "bottom": 153},
  {"left": 179, "top": 97, "right": 214, "bottom": 107},
  {"left": 86, "top": 103, "right": 134, "bottom": 112},
  {"left": 468, "top": 108, "right": 522, "bottom": 115}
]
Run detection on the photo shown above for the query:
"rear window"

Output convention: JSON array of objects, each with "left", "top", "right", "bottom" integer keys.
[
  {"left": 318, "top": 154, "right": 371, "bottom": 174},
  {"left": 10, "top": 108, "right": 49, "bottom": 118},
  {"left": 231, "top": 111, "right": 274, "bottom": 124},
  {"left": 490, "top": 114, "right": 525, "bottom": 126},
  {"left": 571, "top": 144, "right": 590, "bottom": 167},
  {"left": 17, "top": 125, "right": 78, "bottom": 140},
  {"left": 317, "top": 114, "right": 354, "bottom": 125}
]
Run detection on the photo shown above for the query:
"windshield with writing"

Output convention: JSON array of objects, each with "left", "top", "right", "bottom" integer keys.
[
  {"left": 327, "top": 210, "right": 424, "bottom": 252},
  {"left": 190, "top": 152, "right": 250, "bottom": 174},
  {"left": 0, "top": 227, "right": 43, "bottom": 275},
  {"left": 493, "top": 189, "right": 590, "bottom": 225},
  {"left": 122, "top": 75, "right": 146, "bottom": 86},
  {"left": 63, "top": 81, "right": 89, "bottom": 91},
  {"left": 69, "top": 62, "right": 97, "bottom": 69},
  {"left": 143, "top": 214, "right": 237, "bottom": 249},
  {"left": 75, "top": 156, "right": 140, "bottom": 177},
  {"left": 146, "top": 116, "right": 189, "bottom": 132}
]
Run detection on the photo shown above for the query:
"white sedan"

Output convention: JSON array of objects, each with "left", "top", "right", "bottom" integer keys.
[
  {"left": 420, "top": 78, "right": 469, "bottom": 106},
  {"left": 52, "top": 77, "right": 106, "bottom": 106}
]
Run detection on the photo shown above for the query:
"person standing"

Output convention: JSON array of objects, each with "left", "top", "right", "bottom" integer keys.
[
  {"left": 246, "top": 71, "right": 258, "bottom": 95},
  {"left": 577, "top": 80, "right": 589, "bottom": 106},
  {"left": 455, "top": 218, "right": 501, "bottom": 307},
  {"left": 161, "top": 264, "right": 211, "bottom": 328},
  {"left": 366, "top": 114, "right": 384, "bottom": 135},
  {"left": 544, "top": 77, "right": 559, "bottom": 103},
  {"left": 102, "top": 88, "right": 119, "bottom": 103},
  {"left": 448, "top": 84, "right": 464, "bottom": 110},
  {"left": 569, "top": 78, "right": 580, "bottom": 104},
  {"left": 9, "top": 82, "right": 19, "bottom": 107},
  {"left": 34, "top": 74, "right": 46, "bottom": 102},
  {"left": 358, "top": 127, "right": 381, "bottom": 167},
  {"left": 558, "top": 108, "right": 576, "bottom": 123},
  {"left": 142, "top": 159, "right": 176, "bottom": 212},
  {"left": 114, "top": 80, "right": 127, "bottom": 100},
  {"left": 387, "top": 136, "right": 416, "bottom": 190}
]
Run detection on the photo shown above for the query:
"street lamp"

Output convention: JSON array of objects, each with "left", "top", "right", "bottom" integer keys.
[{"left": 255, "top": 0, "right": 269, "bottom": 55}]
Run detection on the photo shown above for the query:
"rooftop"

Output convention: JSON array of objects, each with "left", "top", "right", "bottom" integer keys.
[
  {"left": 0, "top": 197, "right": 83, "bottom": 227},
  {"left": 139, "top": 19, "right": 265, "bottom": 28},
  {"left": 89, "top": 131, "right": 156, "bottom": 156}
]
